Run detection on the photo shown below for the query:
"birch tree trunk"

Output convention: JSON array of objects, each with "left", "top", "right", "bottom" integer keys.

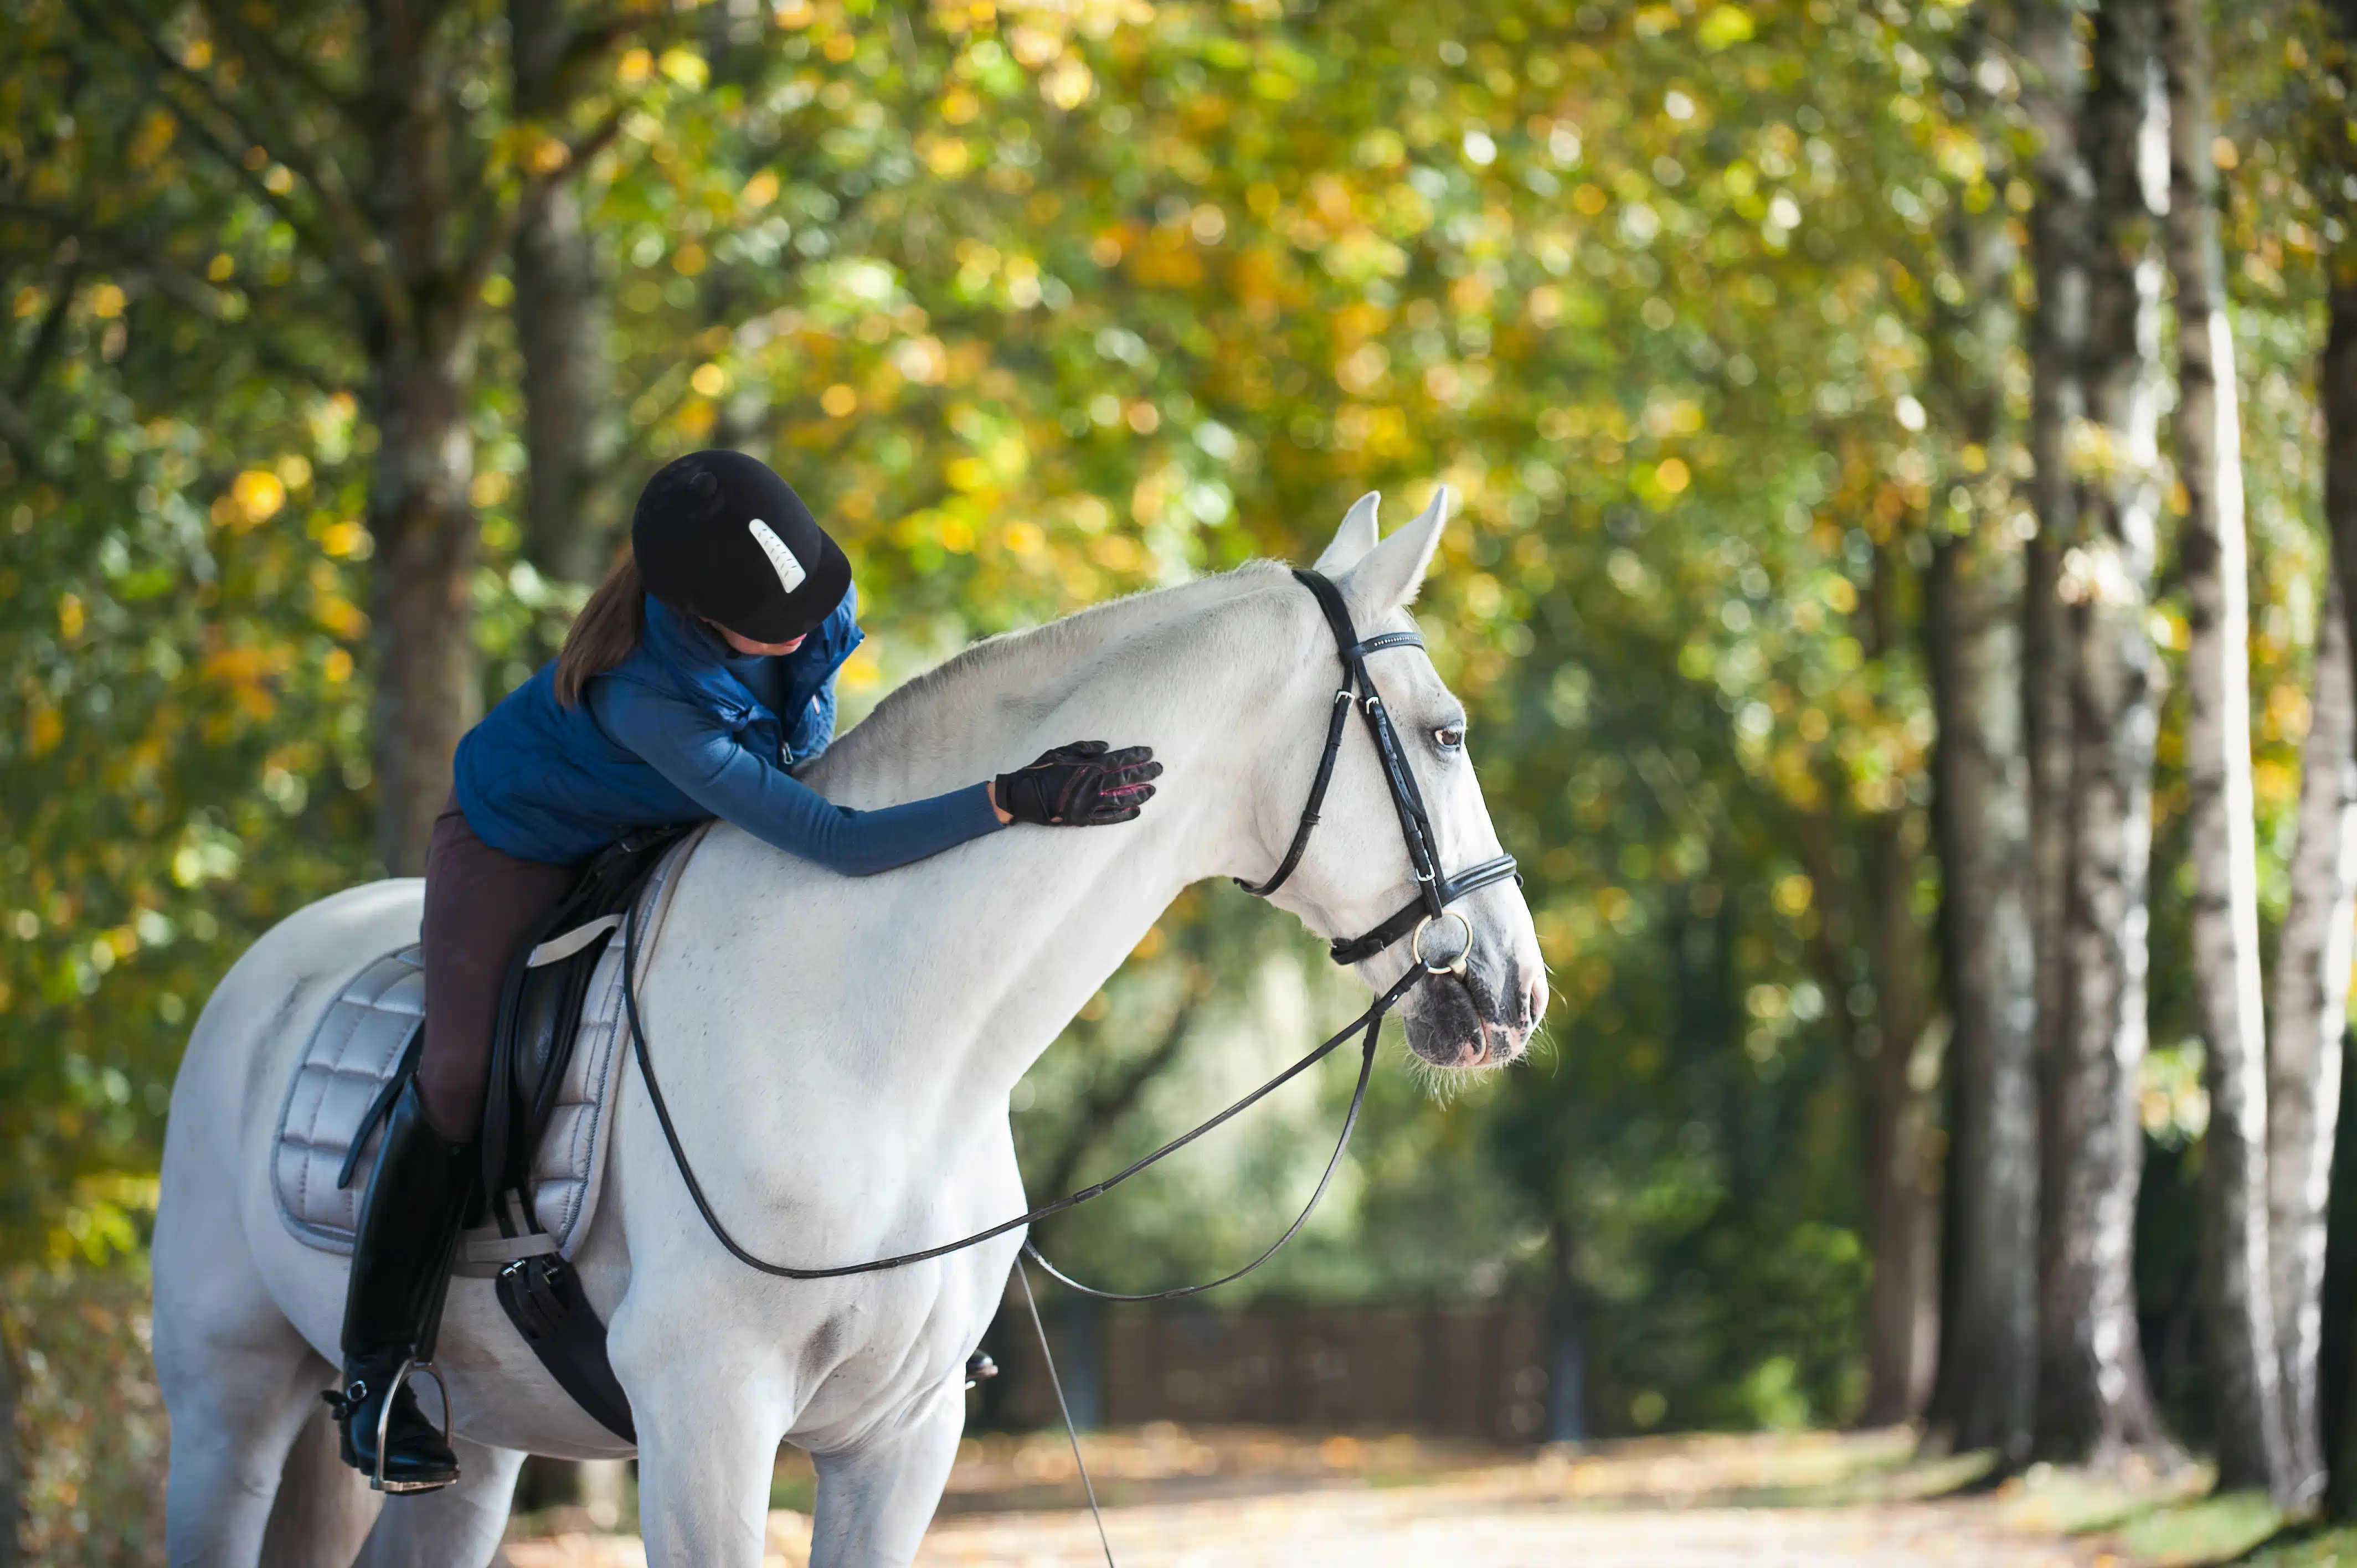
[
  {"left": 2161, "top": 0, "right": 2296, "bottom": 1502},
  {"left": 2317, "top": 277, "right": 2357, "bottom": 1519},
  {"left": 2017, "top": 0, "right": 2091, "bottom": 1459},
  {"left": 2037, "top": 0, "right": 2171, "bottom": 1462},
  {"left": 1922, "top": 20, "right": 2037, "bottom": 1457},
  {"left": 2271, "top": 569, "right": 2357, "bottom": 1504},
  {"left": 512, "top": 0, "right": 622, "bottom": 592},
  {"left": 1927, "top": 521, "right": 2039, "bottom": 1462}
]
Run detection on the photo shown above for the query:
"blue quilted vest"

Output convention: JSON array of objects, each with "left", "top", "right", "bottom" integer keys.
[{"left": 454, "top": 590, "right": 863, "bottom": 864}]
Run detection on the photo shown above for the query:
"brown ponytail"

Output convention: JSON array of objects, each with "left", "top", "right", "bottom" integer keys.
[{"left": 553, "top": 550, "right": 647, "bottom": 707}]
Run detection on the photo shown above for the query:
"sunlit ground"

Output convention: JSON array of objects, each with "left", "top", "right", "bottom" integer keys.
[{"left": 499, "top": 1426, "right": 2251, "bottom": 1567}]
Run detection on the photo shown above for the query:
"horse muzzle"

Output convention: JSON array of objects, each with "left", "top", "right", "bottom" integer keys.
[{"left": 1400, "top": 952, "right": 1544, "bottom": 1070}]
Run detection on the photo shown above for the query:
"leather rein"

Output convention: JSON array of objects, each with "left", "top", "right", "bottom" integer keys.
[{"left": 621, "top": 567, "right": 1520, "bottom": 1301}]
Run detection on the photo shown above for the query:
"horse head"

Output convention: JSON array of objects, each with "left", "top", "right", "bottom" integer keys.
[{"left": 1242, "top": 489, "right": 1548, "bottom": 1070}]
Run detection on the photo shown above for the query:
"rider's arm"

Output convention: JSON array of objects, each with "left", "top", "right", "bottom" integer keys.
[{"left": 591, "top": 681, "right": 1003, "bottom": 876}]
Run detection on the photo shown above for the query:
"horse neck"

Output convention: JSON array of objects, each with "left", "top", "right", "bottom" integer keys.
[{"left": 705, "top": 574, "right": 1317, "bottom": 1110}]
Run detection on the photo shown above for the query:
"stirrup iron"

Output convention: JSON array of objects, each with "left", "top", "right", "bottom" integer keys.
[{"left": 326, "top": 1356, "right": 455, "bottom": 1495}]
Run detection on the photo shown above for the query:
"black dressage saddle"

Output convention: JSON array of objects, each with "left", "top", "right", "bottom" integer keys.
[{"left": 341, "top": 824, "right": 690, "bottom": 1444}]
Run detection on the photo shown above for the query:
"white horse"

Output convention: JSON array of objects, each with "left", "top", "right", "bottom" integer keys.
[{"left": 153, "top": 491, "right": 1546, "bottom": 1567}]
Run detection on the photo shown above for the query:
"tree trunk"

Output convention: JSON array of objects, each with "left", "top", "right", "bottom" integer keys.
[
  {"left": 2271, "top": 570, "right": 2357, "bottom": 1505},
  {"left": 2162, "top": 0, "right": 2295, "bottom": 1501},
  {"left": 0, "top": 1313, "right": 18, "bottom": 1568},
  {"left": 512, "top": 0, "right": 622, "bottom": 592},
  {"left": 368, "top": 347, "right": 481, "bottom": 875},
  {"left": 2018, "top": 0, "right": 2092, "bottom": 1464},
  {"left": 364, "top": 0, "right": 483, "bottom": 874},
  {"left": 1921, "top": 25, "right": 2037, "bottom": 1458},
  {"left": 2038, "top": 0, "right": 2171, "bottom": 1463},
  {"left": 2318, "top": 278, "right": 2357, "bottom": 1518},
  {"left": 1544, "top": 1215, "right": 1588, "bottom": 1443},
  {"left": 1926, "top": 523, "right": 2040, "bottom": 1464},
  {"left": 2322, "top": 977, "right": 2357, "bottom": 1517},
  {"left": 1861, "top": 808, "right": 1941, "bottom": 1427},
  {"left": 1792, "top": 538, "right": 1941, "bottom": 1431}
]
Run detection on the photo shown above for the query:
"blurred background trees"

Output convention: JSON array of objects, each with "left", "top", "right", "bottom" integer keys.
[{"left": 12, "top": 0, "right": 2357, "bottom": 1555}]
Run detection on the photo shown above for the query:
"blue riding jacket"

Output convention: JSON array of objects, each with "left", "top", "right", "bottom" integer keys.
[{"left": 453, "top": 591, "right": 1003, "bottom": 871}]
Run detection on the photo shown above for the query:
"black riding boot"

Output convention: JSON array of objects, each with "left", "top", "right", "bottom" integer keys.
[{"left": 326, "top": 1079, "right": 471, "bottom": 1493}]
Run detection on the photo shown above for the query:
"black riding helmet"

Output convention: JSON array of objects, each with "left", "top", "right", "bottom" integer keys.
[{"left": 631, "top": 450, "right": 852, "bottom": 645}]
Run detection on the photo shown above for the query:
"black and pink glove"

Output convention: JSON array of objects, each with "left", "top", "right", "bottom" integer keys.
[{"left": 995, "top": 741, "right": 1161, "bottom": 826}]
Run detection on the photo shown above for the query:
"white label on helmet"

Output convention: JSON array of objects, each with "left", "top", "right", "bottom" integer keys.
[{"left": 747, "top": 518, "right": 807, "bottom": 595}]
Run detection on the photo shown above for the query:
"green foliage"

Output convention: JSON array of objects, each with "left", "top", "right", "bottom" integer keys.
[
  {"left": 4, "top": 1264, "right": 170, "bottom": 1563},
  {"left": 8, "top": 9, "right": 2357, "bottom": 1560}
]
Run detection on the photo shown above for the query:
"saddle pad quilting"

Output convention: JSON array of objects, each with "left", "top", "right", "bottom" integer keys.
[
  {"left": 271, "top": 828, "right": 703, "bottom": 1261},
  {"left": 272, "top": 947, "right": 425, "bottom": 1251}
]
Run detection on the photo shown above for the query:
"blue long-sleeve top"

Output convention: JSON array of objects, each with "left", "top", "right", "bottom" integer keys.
[
  {"left": 588, "top": 646, "right": 1003, "bottom": 876},
  {"left": 454, "top": 592, "right": 1006, "bottom": 871}
]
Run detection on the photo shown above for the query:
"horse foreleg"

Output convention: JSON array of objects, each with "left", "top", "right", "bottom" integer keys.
[
  {"left": 352, "top": 1437, "right": 524, "bottom": 1568},
  {"left": 807, "top": 1380, "right": 965, "bottom": 1568},
  {"left": 627, "top": 1368, "right": 783, "bottom": 1567}
]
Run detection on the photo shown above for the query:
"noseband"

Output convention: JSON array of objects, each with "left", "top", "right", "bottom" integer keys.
[
  {"left": 622, "top": 565, "right": 1522, "bottom": 1301},
  {"left": 1236, "top": 568, "right": 1521, "bottom": 973}
]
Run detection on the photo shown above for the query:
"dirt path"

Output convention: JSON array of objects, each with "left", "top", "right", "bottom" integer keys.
[
  {"left": 506, "top": 1430, "right": 2107, "bottom": 1568},
  {"left": 512, "top": 1487, "right": 2096, "bottom": 1568},
  {"left": 910, "top": 1488, "right": 2098, "bottom": 1567}
]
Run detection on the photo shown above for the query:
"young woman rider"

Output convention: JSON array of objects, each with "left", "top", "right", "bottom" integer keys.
[{"left": 327, "top": 449, "right": 1162, "bottom": 1491}]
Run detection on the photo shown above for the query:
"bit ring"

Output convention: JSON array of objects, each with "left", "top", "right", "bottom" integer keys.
[{"left": 1412, "top": 910, "right": 1473, "bottom": 975}]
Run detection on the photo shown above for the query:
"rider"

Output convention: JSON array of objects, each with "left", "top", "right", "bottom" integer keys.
[{"left": 328, "top": 449, "right": 1161, "bottom": 1492}]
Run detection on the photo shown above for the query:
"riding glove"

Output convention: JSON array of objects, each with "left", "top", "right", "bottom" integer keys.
[{"left": 996, "top": 741, "right": 1161, "bottom": 826}]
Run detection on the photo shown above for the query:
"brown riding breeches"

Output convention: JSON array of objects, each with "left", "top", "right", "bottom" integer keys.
[{"left": 418, "top": 795, "right": 579, "bottom": 1143}]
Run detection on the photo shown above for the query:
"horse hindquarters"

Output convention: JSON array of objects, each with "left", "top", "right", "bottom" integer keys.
[
  {"left": 155, "top": 880, "right": 427, "bottom": 1565},
  {"left": 153, "top": 1204, "right": 370, "bottom": 1566},
  {"left": 155, "top": 986, "right": 364, "bottom": 1565}
]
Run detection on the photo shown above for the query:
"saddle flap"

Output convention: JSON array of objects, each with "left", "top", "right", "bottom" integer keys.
[{"left": 482, "top": 827, "right": 693, "bottom": 1210}]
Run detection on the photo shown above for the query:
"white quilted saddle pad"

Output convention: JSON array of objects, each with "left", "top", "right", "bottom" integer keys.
[{"left": 272, "top": 828, "right": 704, "bottom": 1270}]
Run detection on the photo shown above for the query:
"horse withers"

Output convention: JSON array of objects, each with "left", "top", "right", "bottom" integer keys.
[{"left": 152, "top": 489, "right": 1547, "bottom": 1567}]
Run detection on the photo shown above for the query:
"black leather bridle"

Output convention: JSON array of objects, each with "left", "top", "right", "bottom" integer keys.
[
  {"left": 1236, "top": 568, "right": 1522, "bottom": 971},
  {"left": 623, "top": 566, "right": 1521, "bottom": 1300}
]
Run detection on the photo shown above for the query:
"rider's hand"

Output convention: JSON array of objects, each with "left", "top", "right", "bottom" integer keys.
[{"left": 993, "top": 741, "right": 1161, "bottom": 826}]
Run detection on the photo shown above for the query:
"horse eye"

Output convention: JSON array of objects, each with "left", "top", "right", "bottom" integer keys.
[{"left": 1434, "top": 724, "right": 1466, "bottom": 752}]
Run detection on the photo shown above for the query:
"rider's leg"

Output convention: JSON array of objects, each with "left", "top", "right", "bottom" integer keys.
[
  {"left": 328, "top": 795, "right": 575, "bottom": 1492},
  {"left": 414, "top": 796, "right": 578, "bottom": 1141},
  {"left": 806, "top": 1379, "right": 968, "bottom": 1568},
  {"left": 330, "top": 1078, "right": 472, "bottom": 1492}
]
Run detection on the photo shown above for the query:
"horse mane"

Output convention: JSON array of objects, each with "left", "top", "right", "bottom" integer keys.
[{"left": 799, "top": 559, "right": 1296, "bottom": 801}]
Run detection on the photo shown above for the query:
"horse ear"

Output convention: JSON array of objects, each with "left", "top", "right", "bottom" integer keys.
[
  {"left": 1312, "top": 492, "right": 1382, "bottom": 575},
  {"left": 1342, "top": 486, "right": 1451, "bottom": 614}
]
